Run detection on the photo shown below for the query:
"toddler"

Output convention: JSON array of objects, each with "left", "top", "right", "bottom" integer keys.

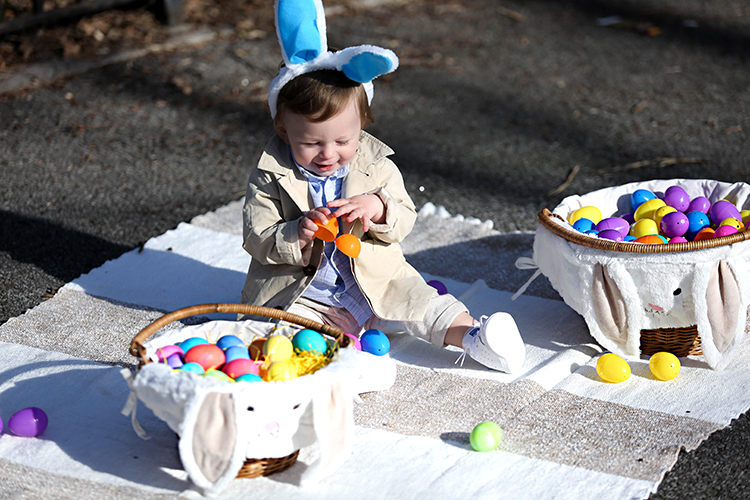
[{"left": 241, "top": 0, "right": 525, "bottom": 373}]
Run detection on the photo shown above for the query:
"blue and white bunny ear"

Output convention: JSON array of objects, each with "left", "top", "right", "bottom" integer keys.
[
  {"left": 268, "top": 0, "right": 399, "bottom": 118},
  {"left": 275, "top": 0, "right": 327, "bottom": 66}
]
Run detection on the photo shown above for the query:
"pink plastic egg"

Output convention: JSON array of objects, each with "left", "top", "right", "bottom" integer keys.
[
  {"left": 184, "top": 344, "right": 226, "bottom": 371},
  {"left": 687, "top": 196, "right": 711, "bottom": 214},
  {"left": 595, "top": 217, "right": 630, "bottom": 237},
  {"left": 8, "top": 407, "right": 48, "bottom": 437},
  {"left": 598, "top": 229, "right": 624, "bottom": 242},
  {"left": 714, "top": 225, "right": 739, "bottom": 238},
  {"left": 669, "top": 236, "right": 688, "bottom": 243},
  {"left": 664, "top": 186, "right": 690, "bottom": 212},
  {"left": 660, "top": 211, "right": 689, "bottom": 238},
  {"left": 222, "top": 358, "right": 261, "bottom": 379},
  {"left": 344, "top": 333, "right": 362, "bottom": 350}
]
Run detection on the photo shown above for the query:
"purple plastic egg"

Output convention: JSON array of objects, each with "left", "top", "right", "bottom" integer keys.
[
  {"left": 714, "top": 225, "right": 739, "bottom": 238},
  {"left": 709, "top": 200, "right": 741, "bottom": 226},
  {"left": 8, "top": 407, "right": 48, "bottom": 437},
  {"left": 664, "top": 186, "right": 690, "bottom": 212},
  {"left": 598, "top": 229, "right": 624, "bottom": 242},
  {"left": 156, "top": 344, "right": 184, "bottom": 363},
  {"left": 669, "top": 236, "right": 688, "bottom": 243},
  {"left": 596, "top": 217, "right": 630, "bottom": 237},
  {"left": 426, "top": 280, "right": 448, "bottom": 296},
  {"left": 0, "top": 416, "right": 3, "bottom": 434},
  {"left": 166, "top": 353, "right": 184, "bottom": 368},
  {"left": 687, "top": 196, "right": 711, "bottom": 214},
  {"left": 621, "top": 213, "right": 635, "bottom": 224},
  {"left": 660, "top": 211, "right": 689, "bottom": 238}
]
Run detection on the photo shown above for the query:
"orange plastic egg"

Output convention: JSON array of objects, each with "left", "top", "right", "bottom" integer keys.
[
  {"left": 635, "top": 234, "right": 666, "bottom": 244},
  {"left": 335, "top": 234, "right": 361, "bottom": 258},
  {"left": 314, "top": 217, "right": 339, "bottom": 242},
  {"left": 693, "top": 227, "right": 715, "bottom": 241}
]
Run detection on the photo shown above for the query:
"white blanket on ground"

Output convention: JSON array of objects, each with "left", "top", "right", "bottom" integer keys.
[{"left": 1, "top": 200, "right": 749, "bottom": 500}]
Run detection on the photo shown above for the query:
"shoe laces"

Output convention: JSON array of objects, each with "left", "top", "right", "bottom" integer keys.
[{"left": 454, "top": 321, "right": 482, "bottom": 367}]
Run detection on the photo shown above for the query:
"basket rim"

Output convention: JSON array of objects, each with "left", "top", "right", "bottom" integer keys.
[{"left": 538, "top": 208, "right": 750, "bottom": 254}]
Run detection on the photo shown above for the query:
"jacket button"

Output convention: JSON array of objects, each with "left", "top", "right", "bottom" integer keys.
[{"left": 303, "top": 265, "right": 316, "bottom": 276}]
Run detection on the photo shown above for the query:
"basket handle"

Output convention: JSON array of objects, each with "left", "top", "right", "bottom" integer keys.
[{"left": 130, "top": 303, "right": 347, "bottom": 364}]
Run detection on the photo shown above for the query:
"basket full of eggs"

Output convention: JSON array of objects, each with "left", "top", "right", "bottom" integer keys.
[
  {"left": 125, "top": 303, "right": 360, "bottom": 495},
  {"left": 533, "top": 178, "right": 750, "bottom": 370}
]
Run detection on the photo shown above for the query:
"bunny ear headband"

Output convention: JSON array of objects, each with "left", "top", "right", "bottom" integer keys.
[{"left": 268, "top": 0, "right": 399, "bottom": 118}]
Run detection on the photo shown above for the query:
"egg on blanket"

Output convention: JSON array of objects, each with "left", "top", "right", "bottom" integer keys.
[
  {"left": 649, "top": 352, "right": 681, "bottom": 381},
  {"left": 8, "top": 407, "right": 48, "bottom": 437},
  {"left": 596, "top": 353, "right": 631, "bottom": 383},
  {"left": 360, "top": 329, "right": 390, "bottom": 356},
  {"left": 470, "top": 422, "right": 503, "bottom": 452}
]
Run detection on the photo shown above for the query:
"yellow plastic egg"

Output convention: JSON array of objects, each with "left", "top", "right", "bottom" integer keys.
[
  {"left": 653, "top": 205, "right": 677, "bottom": 228},
  {"left": 630, "top": 218, "right": 659, "bottom": 238},
  {"left": 634, "top": 198, "right": 666, "bottom": 222},
  {"left": 265, "top": 360, "right": 298, "bottom": 381},
  {"left": 263, "top": 335, "right": 293, "bottom": 363},
  {"left": 719, "top": 217, "right": 744, "bottom": 231},
  {"left": 649, "top": 352, "right": 681, "bottom": 381},
  {"left": 740, "top": 210, "right": 750, "bottom": 227},
  {"left": 568, "top": 206, "right": 603, "bottom": 225},
  {"left": 596, "top": 353, "right": 631, "bottom": 383}
]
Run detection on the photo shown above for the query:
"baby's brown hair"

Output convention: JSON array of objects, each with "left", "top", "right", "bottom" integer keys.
[{"left": 273, "top": 69, "right": 374, "bottom": 129}]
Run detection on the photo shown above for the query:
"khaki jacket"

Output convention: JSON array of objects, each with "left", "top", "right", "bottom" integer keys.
[{"left": 240, "top": 131, "right": 434, "bottom": 322}]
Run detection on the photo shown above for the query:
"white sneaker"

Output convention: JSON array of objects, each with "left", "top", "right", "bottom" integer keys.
[{"left": 457, "top": 312, "right": 525, "bottom": 373}]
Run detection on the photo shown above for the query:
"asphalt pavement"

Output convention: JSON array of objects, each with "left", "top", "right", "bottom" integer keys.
[{"left": 2, "top": 0, "right": 750, "bottom": 498}]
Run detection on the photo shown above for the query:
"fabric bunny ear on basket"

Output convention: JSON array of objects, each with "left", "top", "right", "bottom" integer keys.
[{"left": 268, "top": 0, "right": 400, "bottom": 118}]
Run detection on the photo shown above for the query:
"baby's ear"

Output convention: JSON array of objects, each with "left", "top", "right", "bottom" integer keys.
[{"left": 274, "top": 120, "right": 290, "bottom": 144}]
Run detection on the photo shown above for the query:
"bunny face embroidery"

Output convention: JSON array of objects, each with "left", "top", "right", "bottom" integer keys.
[
  {"left": 238, "top": 389, "right": 313, "bottom": 454},
  {"left": 268, "top": 0, "right": 399, "bottom": 118}
]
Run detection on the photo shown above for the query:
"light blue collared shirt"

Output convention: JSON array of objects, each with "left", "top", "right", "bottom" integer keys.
[{"left": 294, "top": 157, "right": 373, "bottom": 326}]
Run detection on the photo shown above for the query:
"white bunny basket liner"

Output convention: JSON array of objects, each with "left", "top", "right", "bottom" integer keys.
[
  {"left": 123, "top": 304, "right": 365, "bottom": 496},
  {"left": 530, "top": 178, "right": 750, "bottom": 371}
]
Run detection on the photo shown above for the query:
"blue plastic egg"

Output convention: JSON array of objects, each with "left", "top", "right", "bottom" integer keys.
[
  {"left": 572, "top": 218, "right": 595, "bottom": 233},
  {"left": 292, "top": 329, "right": 328, "bottom": 355},
  {"left": 224, "top": 344, "right": 250, "bottom": 363},
  {"left": 236, "top": 373, "right": 263, "bottom": 383},
  {"left": 178, "top": 337, "right": 209, "bottom": 352},
  {"left": 216, "top": 335, "right": 244, "bottom": 351},
  {"left": 686, "top": 211, "right": 710, "bottom": 239},
  {"left": 180, "top": 362, "right": 206, "bottom": 374},
  {"left": 630, "top": 189, "right": 656, "bottom": 211},
  {"left": 360, "top": 329, "right": 390, "bottom": 356}
]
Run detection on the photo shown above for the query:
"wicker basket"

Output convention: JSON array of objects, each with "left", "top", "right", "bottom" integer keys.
[{"left": 130, "top": 303, "right": 348, "bottom": 478}]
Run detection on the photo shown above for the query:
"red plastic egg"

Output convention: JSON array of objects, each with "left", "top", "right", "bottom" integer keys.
[
  {"left": 222, "top": 358, "right": 261, "bottom": 379},
  {"left": 184, "top": 344, "right": 226, "bottom": 371}
]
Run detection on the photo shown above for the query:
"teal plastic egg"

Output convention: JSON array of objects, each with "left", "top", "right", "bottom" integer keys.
[
  {"left": 292, "top": 329, "right": 328, "bottom": 355},
  {"left": 180, "top": 362, "right": 205, "bottom": 374},
  {"left": 236, "top": 374, "right": 262, "bottom": 383},
  {"left": 178, "top": 337, "right": 208, "bottom": 352}
]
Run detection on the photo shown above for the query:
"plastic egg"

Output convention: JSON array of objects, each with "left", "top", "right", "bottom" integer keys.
[
  {"left": 180, "top": 362, "right": 205, "bottom": 374},
  {"left": 714, "top": 225, "right": 739, "bottom": 238},
  {"left": 653, "top": 205, "right": 677, "bottom": 228},
  {"left": 292, "top": 329, "right": 328, "bottom": 355},
  {"left": 178, "top": 337, "right": 209, "bottom": 353},
  {"left": 568, "top": 206, "right": 602, "bottom": 225},
  {"left": 687, "top": 196, "right": 710, "bottom": 214},
  {"left": 686, "top": 211, "right": 710, "bottom": 238},
  {"left": 596, "top": 353, "right": 631, "bottom": 383},
  {"left": 427, "top": 279, "right": 448, "bottom": 295},
  {"left": 343, "top": 333, "right": 362, "bottom": 350},
  {"left": 649, "top": 352, "right": 681, "bottom": 381},
  {"left": 664, "top": 185, "right": 690, "bottom": 212},
  {"left": 694, "top": 227, "right": 715, "bottom": 241},
  {"left": 598, "top": 229, "right": 624, "bottom": 242},
  {"left": 469, "top": 422, "right": 503, "bottom": 452},
  {"left": 741, "top": 210, "right": 750, "bottom": 227},
  {"left": 630, "top": 218, "right": 659, "bottom": 238},
  {"left": 630, "top": 189, "right": 656, "bottom": 211},
  {"left": 595, "top": 217, "right": 630, "bottom": 237},
  {"left": 222, "top": 358, "right": 261, "bottom": 379},
  {"left": 204, "top": 369, "right": 234, "bottom": 382},
  {"left": 166, "top": 353, "right": 184, "bottom": 368},
  {"left": 335, "top": 234, "right": 361, "bottom": 258},
  {"left": 156, "top": 344, "right": 184, "bottom": 363},
  {"left": 660, "top": 211, "right": 689, "bottom": 238},
  {"left": 573, "top": 218, "right": 595, "bottom": 233},
  {"left": 709, "top": 200, "right": 741, "bottom": 226},
  {"left": 266, "top": 361, "right": 297, "bottom": 381},
  {"left": 314, "top": 216, "right": 339, "bottom": 242},
  {"left": 184, "top": 344, "right": 226, "bottom": 371},
  {"left": 216, "top": 335, "right": 244, "bottom": 351},
  {"left": 224, "top": 345, "right": 250, "bottom": 363},
  {"left": 248, "top": 338, "right": 266, "bottom": 361},
  {"left": 263, "top": 335, "right": 293, "bottom": 362},
  {"left": 669, "top": 236, "right": 688, "bottom": 244},
  {"left": 8, "top": 407, "right": 48, "bottom": 437},
  {"left": 0, "top": 416, "right": 3, "bottom": 434},
  {"left": 624, "top": 235, "right": 637, "bottom": 242},
  {"left": 360, "top": 329, "right": 390, "bottom": 356},
  {"left": 622, "top": 213, "right": 635, "bottom": 224},
  {"left": 635, "top": 234, "right": 666, "bottom": 244},
  {"left": 236, "top": 374, "right": 262, "bottom": 383},
  {"left": 719, "top": 217, "right": 744, "bottom": 231},
  {"left": 634, "top": 198, "right": 666, "bottom": 222}
]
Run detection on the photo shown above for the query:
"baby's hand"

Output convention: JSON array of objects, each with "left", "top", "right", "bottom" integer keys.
[
  {"left": 298, "top": 207, "right": 335, "bottom": 248},
  {"left": 327, "top": 194, "right": 385, "bottom": 233}
]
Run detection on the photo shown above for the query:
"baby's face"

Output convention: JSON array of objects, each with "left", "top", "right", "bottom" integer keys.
[{"left": 277, "top": 99, "right": 361, "bottom": 177}]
